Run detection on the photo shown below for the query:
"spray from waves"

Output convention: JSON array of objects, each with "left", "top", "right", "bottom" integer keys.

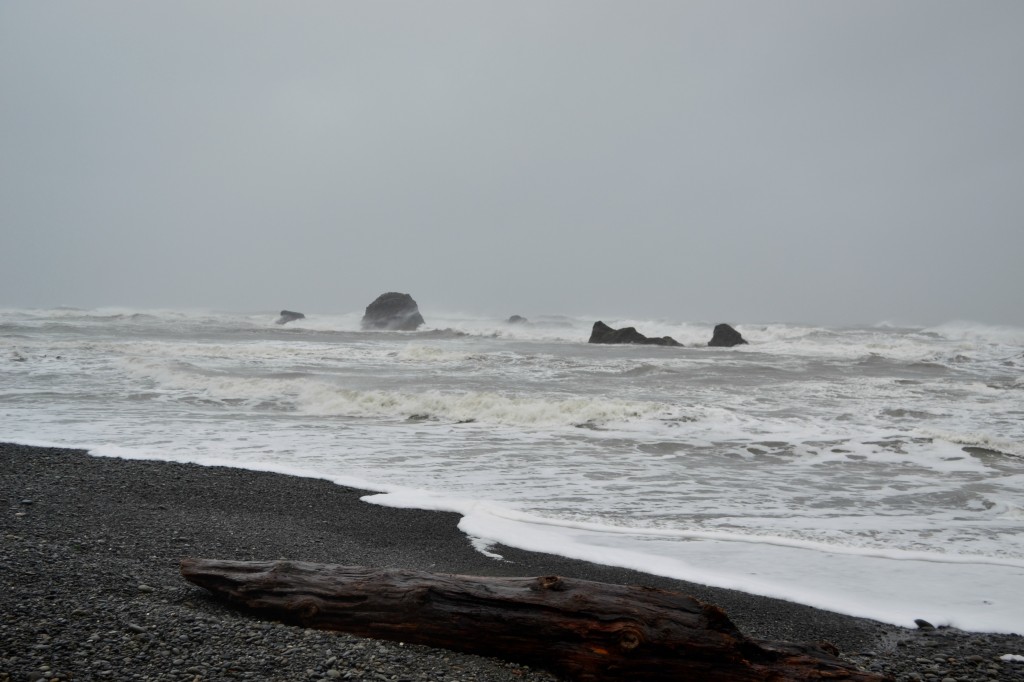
[
  {"left": 925, "top": 320, "right": 1024, "bottom": 346},
  {"left": 16, "top": 307, "right": 1019, "bottom": 369}
]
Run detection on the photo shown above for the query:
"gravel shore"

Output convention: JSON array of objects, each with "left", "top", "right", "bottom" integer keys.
[{"left": 2, "top": 442, "right": 1022, "bottom": 682}]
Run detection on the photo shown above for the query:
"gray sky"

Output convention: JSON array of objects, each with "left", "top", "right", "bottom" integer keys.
[{"left": 2, "top": 1, "right": 1022, "bottom": 326}]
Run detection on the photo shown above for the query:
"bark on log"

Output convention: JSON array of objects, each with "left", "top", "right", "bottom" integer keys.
[{"left": 180, "top": 558, "right": 887, "bottom": 682}]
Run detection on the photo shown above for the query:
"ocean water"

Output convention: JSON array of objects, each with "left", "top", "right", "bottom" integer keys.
[{"left": 2, "top": 307, "right": 1023, "bottom": 633}]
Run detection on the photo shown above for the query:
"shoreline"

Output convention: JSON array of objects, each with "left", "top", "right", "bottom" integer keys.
[{"left": 2, "top": 442, "right": 1022, "bottom": 681}]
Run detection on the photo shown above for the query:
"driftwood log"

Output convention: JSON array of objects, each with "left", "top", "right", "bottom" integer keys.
[{"left": 180, "top": 558, "right": 887, "bottom": 682}]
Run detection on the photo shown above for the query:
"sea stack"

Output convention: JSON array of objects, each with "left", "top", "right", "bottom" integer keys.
[
  {"left": 708, "top": 323, "right": 747, "bottom": 347},
  {"left": 361, "top": 292, "right": 425, "bottom": 331},
  {"left": 589, "top": 321, "right": 682, "bottom": 347},
  {"left": 275, "top": 310, "right": 305, "bottom": 325}
]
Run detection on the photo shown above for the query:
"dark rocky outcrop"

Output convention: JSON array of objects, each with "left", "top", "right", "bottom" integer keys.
[
  {"left": 276, "top": 310, "right": 305, "bottom": 325},
  {"left": 708, "top": 323, "right": 748, "bottom": 347},
  {"left": 361, "top": 292, "right": 425, "bottom": 331},
  {"left": 589, "top": 321, "right": 682, "bottom": 347},
  {"left": 507, "top": 315, "right": 528, "bottom": 324}
]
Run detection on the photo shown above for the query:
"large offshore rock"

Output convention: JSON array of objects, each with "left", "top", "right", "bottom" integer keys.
[
  {"left": 589, "top": 321, "right": 682, "bottom": 347},
  {"left": 276, "top": 310, "right": 305, "bottom": 325},
  {"left": 361, "top": 292, "right": 425, "bottom": 331},
  {"left": 708, "top": 323, "right": 748, "bottom": 347}
]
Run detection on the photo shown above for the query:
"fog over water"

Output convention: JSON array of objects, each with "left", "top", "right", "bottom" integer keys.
[{"left": 2, "top": 2, "right": 1023, "bottom": 326}]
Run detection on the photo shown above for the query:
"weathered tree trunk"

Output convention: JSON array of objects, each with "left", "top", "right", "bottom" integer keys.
[{"left": 180, "top": 558, "right": 887, "bottom": 682}]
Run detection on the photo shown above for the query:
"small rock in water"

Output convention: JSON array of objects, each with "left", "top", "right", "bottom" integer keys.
[
  {"left": 914, "top": 619, "right": 935, "bottom": 630},
  {"left": 276, "top": 310, "right": 305, "bottom": 325},
  {"left": 20, "top": 499, "right": 34, "bottom": 505}
]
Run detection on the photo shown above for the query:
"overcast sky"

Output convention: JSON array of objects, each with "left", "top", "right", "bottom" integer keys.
[{"left": 2, "top": 2, "right": 1022, "bottom": 326}]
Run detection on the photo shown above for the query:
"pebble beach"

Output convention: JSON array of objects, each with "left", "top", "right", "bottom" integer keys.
[{"left": 2, "top": 442, "right": 1023, "bottom": 682}]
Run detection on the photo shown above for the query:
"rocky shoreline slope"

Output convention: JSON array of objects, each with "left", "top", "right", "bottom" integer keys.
[{"left": 2, "top": 443, "right": 1022, "bottom": 682}]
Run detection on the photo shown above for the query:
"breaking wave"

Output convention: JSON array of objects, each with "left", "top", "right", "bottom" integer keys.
[{"left": 119, "top": 357, "right": 686, "bottom": 428}]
